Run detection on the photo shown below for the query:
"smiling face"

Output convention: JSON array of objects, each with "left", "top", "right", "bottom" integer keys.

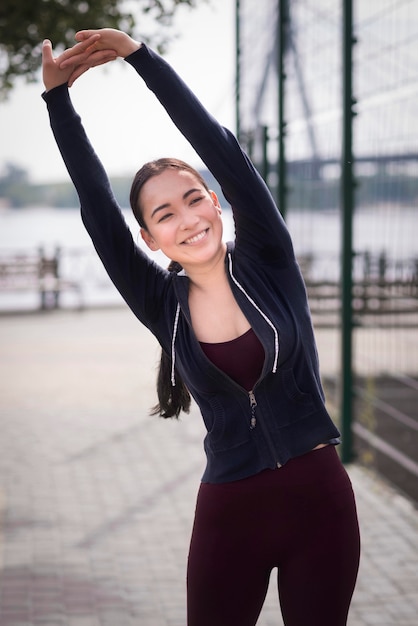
[{"left": 138, "top": 168, "right": 225, "bottom": 271}]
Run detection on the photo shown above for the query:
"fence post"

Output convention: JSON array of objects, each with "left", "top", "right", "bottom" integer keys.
[
  {"left": 340, "top": 0, "right": 356, "bottom": 463},
  {"left": 277, "top": 0, "right": 289, "bottom": 219},
  {"left": 235, "top": 0, "right": 241, "bottom": 141}
]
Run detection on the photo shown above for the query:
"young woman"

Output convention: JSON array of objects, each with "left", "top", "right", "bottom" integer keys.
[{"left": 42, "top": 29, "right": 360, "bottom": 626}]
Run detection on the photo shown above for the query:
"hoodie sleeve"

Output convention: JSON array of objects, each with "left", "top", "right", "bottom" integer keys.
[
  {"left": 125, "top": 45, "right": 295, "bottom": 265},
  {"left": 42, "top": 83, "right": 170, "bottom": 329}
]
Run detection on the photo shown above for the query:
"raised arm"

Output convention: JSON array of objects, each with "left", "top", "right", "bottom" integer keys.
[
  {"left": 129, "top": 45, "right": 294, "bottom": 264},
  {"left": 42, "top": 38, "right": 170, "bottom": 328}
]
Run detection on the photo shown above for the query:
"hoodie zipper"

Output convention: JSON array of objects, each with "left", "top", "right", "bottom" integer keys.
[
  {"left": 249, "top": 389, "right": 257, "bottom": 429},
  {"left": 248, "top": 387, "right": 282, "bottom": 467}
]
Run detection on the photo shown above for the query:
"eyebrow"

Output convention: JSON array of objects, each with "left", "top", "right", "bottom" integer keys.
[{"left": 150, "top": 188, "right": 202, "bottom": 219}]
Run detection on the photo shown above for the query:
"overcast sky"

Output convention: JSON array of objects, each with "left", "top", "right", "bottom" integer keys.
[{"left": 0, "top": 1, "right": 235, "bottom": 183}]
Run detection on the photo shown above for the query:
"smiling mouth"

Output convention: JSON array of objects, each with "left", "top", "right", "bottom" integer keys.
[{"left": 182, "top": 229, "right": 208, "bottom": 245}]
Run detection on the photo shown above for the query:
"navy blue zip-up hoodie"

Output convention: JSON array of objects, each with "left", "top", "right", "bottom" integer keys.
[{"left": 43, "top": 44, "right": 340, "bottom": 483}]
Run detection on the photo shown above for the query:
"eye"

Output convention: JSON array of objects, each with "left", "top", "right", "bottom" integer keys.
[
  {"left": 157, "top": 212, "right": 173, "bottom": 223},
  {"left": 190, "top": 195, "right": 204, "bottom": 206}
]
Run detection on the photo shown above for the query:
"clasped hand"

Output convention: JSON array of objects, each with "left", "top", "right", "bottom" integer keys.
[{"left": 42, "top": 28, "right": 141, "bottom": 91}]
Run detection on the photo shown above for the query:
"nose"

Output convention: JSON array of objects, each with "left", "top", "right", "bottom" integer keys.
[{"left": 179, "top": 207, "right": 200, "bottom": 230}]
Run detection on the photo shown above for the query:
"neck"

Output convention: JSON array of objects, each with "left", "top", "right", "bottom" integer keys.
[{"left": 182, "top": 242, "right": 228, "bottom": 292}]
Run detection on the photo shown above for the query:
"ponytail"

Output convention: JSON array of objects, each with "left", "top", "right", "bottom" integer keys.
[
  {"left": 150, "top": 260, "right": 191, "bottom": 419},
  {"left": 150, "top": 351, "right": 191, "bottom": 419}
]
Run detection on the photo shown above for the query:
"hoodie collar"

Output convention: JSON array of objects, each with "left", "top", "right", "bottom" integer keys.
[{"left": 170, "top": 244, "right": 280, "bottom": 386}]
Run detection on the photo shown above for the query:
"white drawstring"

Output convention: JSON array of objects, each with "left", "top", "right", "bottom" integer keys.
[
  {"left": 171, "top": 302, "right": 181, "bottom": 386},
  {"left": 227, "top": 253, "right": 279, "bottom": 373}
]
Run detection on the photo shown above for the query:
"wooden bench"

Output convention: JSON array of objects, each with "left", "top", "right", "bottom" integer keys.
[{"left": 0, "top": 248, "right": 83, "bottom": 310}]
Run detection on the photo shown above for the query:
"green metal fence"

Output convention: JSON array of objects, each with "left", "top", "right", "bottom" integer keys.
[{"left": 236, "top": 0, "right": 418, "bottom": 502}]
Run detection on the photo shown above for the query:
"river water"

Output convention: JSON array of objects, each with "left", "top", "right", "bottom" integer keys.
[{"left": 0, "top": 205, "right": 416, "bottom": 311}]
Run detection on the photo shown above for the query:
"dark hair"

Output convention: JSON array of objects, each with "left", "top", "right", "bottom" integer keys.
[
  {"left": 150, "top": 260, "right": 191, "bottom": 419},
  {"left": 129, "top": 157, "right": 210, "bottom": 229},
  {"left": 129, "top": 158, "right": 205, "bottom": 418}
]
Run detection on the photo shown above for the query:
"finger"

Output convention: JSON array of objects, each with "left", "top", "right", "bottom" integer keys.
[
  {"left": 59, "top": 51, "right": 89, "bottom": 69},
  {"left": 42, "top": 39, "right": 53, "bottom": 63},
  {"left": 67, "top": 52, "right": 117, "bottom": 86},
  {"left": 70, "top": 49, "right": 117, "bottom": 70},
  {"left": 59, "top": 34, "right": 101, "bottom": 65},
  {"left": 75, "top": 30, "right": 99, "bottom": 42},
  {"left": 88, "top": 50, "right": 118, "bottom": 65},
  {"left": 61, "top": 46, "right": 117, "bottom": 69}
]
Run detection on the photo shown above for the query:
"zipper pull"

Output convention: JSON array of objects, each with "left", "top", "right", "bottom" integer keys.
[{"left": 249, "top": 390, "right": 257, "bottom": 429}]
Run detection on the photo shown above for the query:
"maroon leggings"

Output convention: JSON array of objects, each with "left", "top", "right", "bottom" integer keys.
[{"left": 187, "top": 446, "right": 360, "bottom": 626}]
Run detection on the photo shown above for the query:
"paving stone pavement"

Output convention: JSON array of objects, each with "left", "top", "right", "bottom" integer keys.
[{"left": 0, "top": 307, "right": 417, "bottom": 626}]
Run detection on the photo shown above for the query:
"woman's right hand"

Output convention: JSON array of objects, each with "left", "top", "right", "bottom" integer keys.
[{"left": 58, "top": 29, "right": 141, "bottom": 85}]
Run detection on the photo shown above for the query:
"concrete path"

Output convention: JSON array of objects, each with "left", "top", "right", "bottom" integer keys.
[{"left": 0, "top": 308, "right": 417, "bottom": 625}]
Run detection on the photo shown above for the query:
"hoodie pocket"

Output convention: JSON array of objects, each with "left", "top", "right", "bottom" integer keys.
[
  {"left": 201, "top": 394, "right": 252, "bottom": 453},
  {"left": 280, "top": 367, "right": 317, "bottom": 419}
]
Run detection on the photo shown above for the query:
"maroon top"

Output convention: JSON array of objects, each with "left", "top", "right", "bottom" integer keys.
[{"left": 200, "top": 328, "right": 265, "bottom": 391}]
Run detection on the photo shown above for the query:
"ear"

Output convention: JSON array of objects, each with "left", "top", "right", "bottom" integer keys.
[
  {"left": 210, "top": 190, "right": 222, "bottom": 214},
  {"left": 140, "top": 227, "right": 160, "bottom": 251}
]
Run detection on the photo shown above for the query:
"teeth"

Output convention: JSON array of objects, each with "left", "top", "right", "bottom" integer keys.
[{"left": 184, "top": 230, "right": 206, "bottom": 244}]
